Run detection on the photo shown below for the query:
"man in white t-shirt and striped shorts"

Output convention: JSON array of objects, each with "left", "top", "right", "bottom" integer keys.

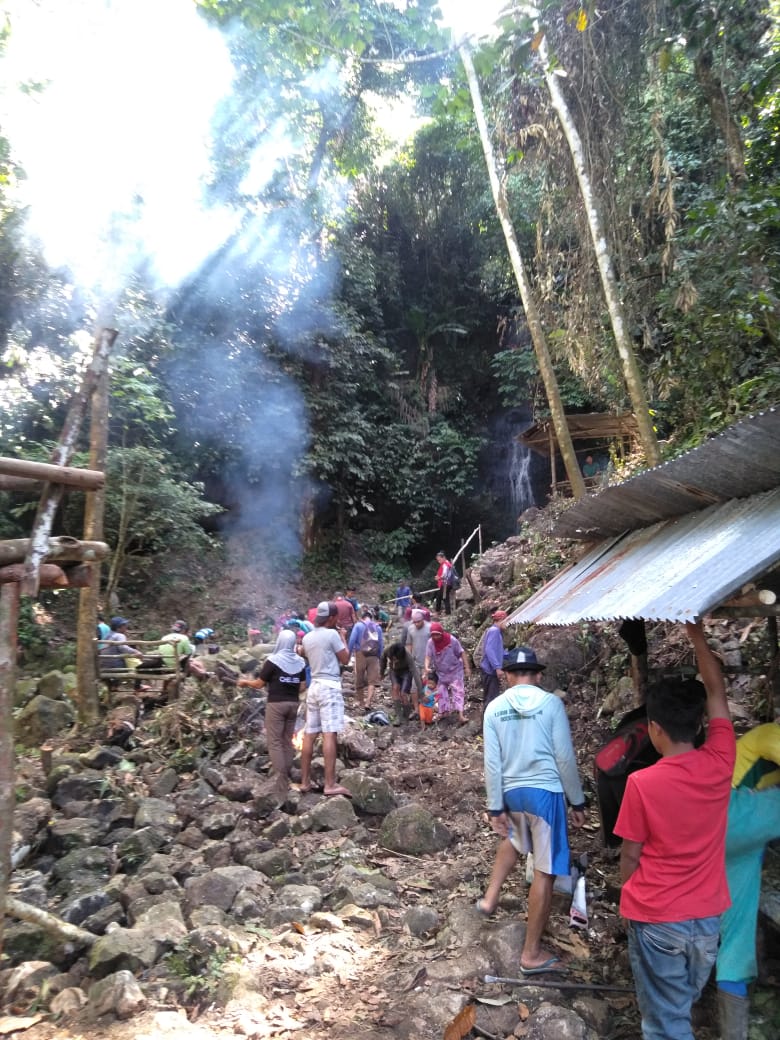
[{"left": 300, "top": 601, "right": 352, "bottom": 797}]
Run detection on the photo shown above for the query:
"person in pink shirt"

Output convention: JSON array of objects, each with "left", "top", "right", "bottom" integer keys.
[{"left": 423, "top": 621, "right": 471, "bottom": 723}]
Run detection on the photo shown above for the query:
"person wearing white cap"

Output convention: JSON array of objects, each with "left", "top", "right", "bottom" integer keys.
[{"left": 300, "top": 602, "right": 352, "bottom": 797}]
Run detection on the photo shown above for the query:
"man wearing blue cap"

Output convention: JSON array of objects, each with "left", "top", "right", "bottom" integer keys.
[{"left": 480, "top": 646, "right": 586, "bottom": 975}]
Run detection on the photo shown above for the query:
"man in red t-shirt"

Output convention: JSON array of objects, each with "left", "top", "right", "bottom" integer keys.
[
  {"left": 333, "top": 593, "right": 357, "bottom": 636},
  {"left": 615, "top": 621, "right": 735, "bottom": 1040}
]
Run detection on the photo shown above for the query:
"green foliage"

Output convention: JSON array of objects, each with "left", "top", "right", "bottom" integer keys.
[
  {"left": 16, "top": 598, "right": 50, "bottom": 660},
  {"left": 164, "top": 940, "right": 238, "bottom": 1005},
  {"left": 360, "top": 527, "right": 417, "bottom": 582}
]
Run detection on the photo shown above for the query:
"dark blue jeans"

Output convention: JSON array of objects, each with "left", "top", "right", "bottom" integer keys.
[{"left": 628, "top": 916, "right": 720, "bottom": 1040}]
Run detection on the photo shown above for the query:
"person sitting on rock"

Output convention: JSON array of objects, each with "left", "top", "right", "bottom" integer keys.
[
  {"left": 158, "top": 621, "right": 207, "bottom": 679},
  {"left": 99, "top": 616, "right": 150, "bottom": 693}
]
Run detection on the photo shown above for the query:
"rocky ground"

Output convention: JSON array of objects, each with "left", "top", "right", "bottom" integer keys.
[{"left": 2, "top": 532, "right": 779, "bottom": 1040}]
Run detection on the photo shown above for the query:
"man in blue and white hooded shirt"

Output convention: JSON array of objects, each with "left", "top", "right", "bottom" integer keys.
[{"left": 482, "top": 647, "right": 586, "bottom": 976}]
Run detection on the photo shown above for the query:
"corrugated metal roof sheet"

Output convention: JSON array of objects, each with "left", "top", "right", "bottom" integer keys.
[
  {"left": 553, "top": 408, "right": 780, "bottom": 540},
  {"left": 507, "top": 488, "right": 780, "bottom": 626}
]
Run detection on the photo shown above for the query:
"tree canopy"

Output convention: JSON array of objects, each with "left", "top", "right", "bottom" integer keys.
[{"left": 0, "top": 0, "right": 778, "bottom": 591}]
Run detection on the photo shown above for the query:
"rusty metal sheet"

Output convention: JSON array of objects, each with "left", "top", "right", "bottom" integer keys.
[
  {"left": 554, "top": 408, "right": 780, "bottom": 540},
  {"left": 507, "top": 488, "right": 780, "bottom": 626}
]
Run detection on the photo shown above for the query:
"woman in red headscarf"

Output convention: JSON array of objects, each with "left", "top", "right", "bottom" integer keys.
[{"left": 423, "top": 622, "right": 471, "bottom": 723}]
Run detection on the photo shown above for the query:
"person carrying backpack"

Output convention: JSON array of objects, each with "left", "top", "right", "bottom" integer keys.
[
  {"left": 435, "top": 551, "right": 456, "bottom": 616},
  {"left": 348, "top": 608, "right": 384, "bottom": 711}
]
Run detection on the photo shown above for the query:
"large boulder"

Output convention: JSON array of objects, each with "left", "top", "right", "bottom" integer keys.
[
  {"left": 379, "top": 803, "right": 452, "bottom": 855},
  {"left": 88, "top": 970, "right": 147, "bottom": 1020},
  {"left": 341, "top": 771, "right": 397, "bottom": 814},
  {"left": 14, "top": 695, "right": 75, "bottom": 745}
]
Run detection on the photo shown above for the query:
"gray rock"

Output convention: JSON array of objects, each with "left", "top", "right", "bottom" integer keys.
[
  {"left": 188, "top": 907, "right": 229, "bottom": 928},
  {"left": 396, "top": 990, "right": 469, "bottom": 1039},
  {"left": 0, "top": 923, "right": 79, "bottom": 967},
  {"left": 78, "top": 746, "right": 125, "bottom": 770},
  {"left": 201, "top": 811, "right": 239, "bottom": 838},
  {"left": 482, "top": 920, "right": 527, "bottom": 976},
  {"left": 13, "top": 797, "right": 51, "bottom": 846},
  {"left": 176, "top": 825, "right": 206, "bottom": 849},
  {"left": 14, "top": 677, "right": 38, "bottom": 709},
  {"left": 230, "top": 888, "right": 272, "bottom": 923},
  {"left": 184, "top": 924, "right": 244, "bottom": 956},
  {"left": 330, "top": 865, "right": 398, "bottom": 910},
  {"left": 7, "top": 869, "right": 48, "bottom": 908},
  {"left": 125, "top": 892, "right": 183, "bottom": 923},
  {"left": 88, "top": 970, "right": 147, "bottom": 1019},
  {"left": 88, "top": 927, "right": 165, "bottom": 977},
  {"left": 15, "top": 695, "right": 75, "bottom": 745},
  {"left": 303, "top": 795, "right": 358, "bottom": 832},
  {"left": 49, "top": 987, "right": 88, "bottom": 1015},
  {"left": 134, "top": 797, "right": 182, "bottom": 835},
  {"left": 424, "top": 947, "right": 493, "bottom": 984},
  {"left": 50, "top": 770, "right": 113, "bottom": 807},
  {"left": 572, "top": 996, "right": 612, "bottom": 1036},
  {"left": 37, "top": 671, "right": 67, "bottom": 700},
  {"left": 241, "top": 847, "right": 292, "bottom": 877},
  {"left": 215, "top": 765, "right": 270, "bottom": 802},
  {"left": 266, "top": 884, "right": 323, "bottom": 926},
  {"left": 82, "top": 902, "right": 126, "bottom": 935},
  {"left": 58, "top": 889, "right": 113, "bottom": 926},
  {"left": 139, "top": 870, "right": 183, "bottom": 896},
  {"left": 2, "top": 960, "right": 59, "bottom": 1005},
  {"left": 117, "top": 826, "right": 168, "bottom": 871},
  {"left": 148, "top": 767, "right": 179, "bottom": 797},
  {"left": 263, "top": 818, "right": 290, "bottom": 841},
  {"left": 379, "top": 803, "right": 452, "bottom": 855},
  {"left": 338, "top": 725, "right": 377, "bottom": 762},
  {"left": 183, "top": 865, "right": 270, "bottom": 913},
  {"left": 51, "top": 845, "right": 114, "bottom": 882},
  {"left": 47, "top": 817, "right": 107, "bottom": 855},
  {"left": 404, "top": 906, "right": 440, "bottom": 937},
  {"left": 525, "top": 1002, "right": 595, "bottom": 1040},
  {"left": 202, "top": 841, "right": 234, "bottom": 868},
  {"left": 133, "top": 901, "right": 188, "bottom": 945},
  {"left": 341, "top": 771, "right": 397, "bottom": 814}
]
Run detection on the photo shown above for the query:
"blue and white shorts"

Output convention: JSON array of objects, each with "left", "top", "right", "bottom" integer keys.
[{"left": 505, "top": 787, "right": 570, "bottom": 877}]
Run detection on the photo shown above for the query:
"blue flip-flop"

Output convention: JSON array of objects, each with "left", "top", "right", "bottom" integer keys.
[
  {"left": 519, "top": 957, "right": 566, "bottom": 976},
  {"left": 474, "top": 899, "right": 495, "bottom": 918}
]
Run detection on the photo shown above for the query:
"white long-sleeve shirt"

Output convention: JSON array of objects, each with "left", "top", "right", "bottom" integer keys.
[{"left": 483, "top": 683, "right": 584, "bottom": 812}]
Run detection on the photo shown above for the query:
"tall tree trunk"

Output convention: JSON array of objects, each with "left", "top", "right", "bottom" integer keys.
[
  {"left": 0, "top": 580, "right": 20, "bottom": 957},
  {"left": 76, "top": 343, "right": 111, "bottom": 723},
  {"left": 460, "top": 44, "right": 586, "bottom": 499},
  {"left": 22, "top": 329, "right": 117, "bottom": 596},
  {"left": 104, "top": 446, "right": 142, "bottom": 606},
  {"left": 538, "top": 35, "right": 660, "bottom": 467},
  {"left": 694, "top": 51, "right": 745, "bottom": 188}
]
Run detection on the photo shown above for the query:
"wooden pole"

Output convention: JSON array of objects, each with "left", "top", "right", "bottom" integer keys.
[
  {"left": 77, "top": 351, "right": 111, "bottom": 722},
  {"left": 0, "top": 580, "right": 20, "bottom": 957},
  {"left": 0, "top": 457, "right": 104, "bottom": 490},
  {"left": 0, "top": 538, "right": 109, "bottom": 567}
]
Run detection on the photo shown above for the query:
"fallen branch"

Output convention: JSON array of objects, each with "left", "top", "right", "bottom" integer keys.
[{"left": 5, "top": 895, "right": 96, "bottom": 947}]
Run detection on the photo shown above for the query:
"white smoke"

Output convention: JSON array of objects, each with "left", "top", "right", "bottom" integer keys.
[
  {"left": 0, "top": 0, "right": 237, "bottom": 299},
  {"left": 436, "top": 0, "right": 509, "bottom": 43}
]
